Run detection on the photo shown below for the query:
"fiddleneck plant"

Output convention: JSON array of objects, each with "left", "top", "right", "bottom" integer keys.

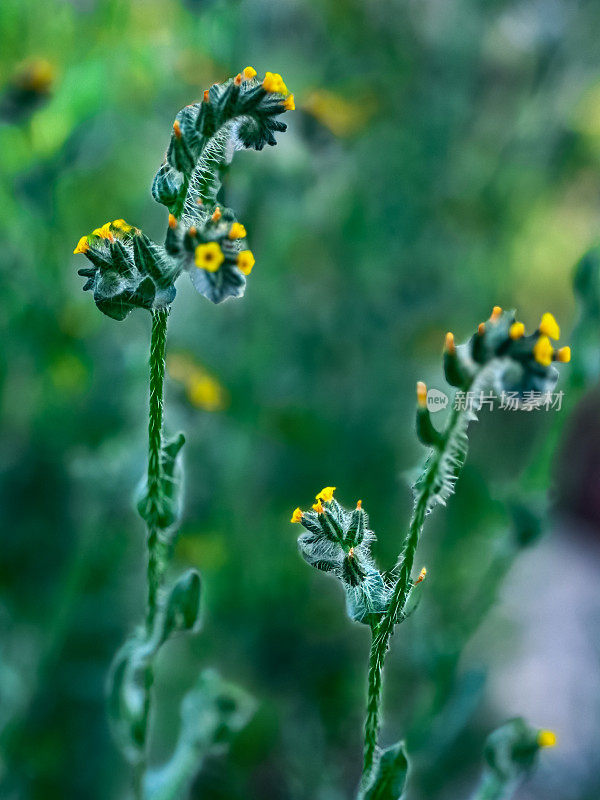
[
  {"left": 291, "top": 306, "right": 570, "bottom": 798},
  {"left": 73, "top": 67, "right": 294, "bottom": 799}
]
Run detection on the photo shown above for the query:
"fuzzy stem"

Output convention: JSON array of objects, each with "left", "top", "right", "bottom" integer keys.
[
  {"left": 146, "top": 308, "right": 169, "bottom": 629},
  {"left": 362, "top": 407, "right": 460, "bottom": 776}
]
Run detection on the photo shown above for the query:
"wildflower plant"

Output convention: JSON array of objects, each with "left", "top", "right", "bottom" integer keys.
[
  {"left": 73, "top": 67, "right": 293, "bottom": 798},
  {"left": 291, "top": 307, "right": 569, "bottom": 798}
]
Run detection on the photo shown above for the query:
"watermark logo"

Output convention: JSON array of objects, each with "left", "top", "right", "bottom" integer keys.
[{"left": 427, "top": 388, "right": 449, "bottom": 412}]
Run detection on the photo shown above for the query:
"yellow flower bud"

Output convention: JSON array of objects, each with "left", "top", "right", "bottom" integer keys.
[
  {"left": 555, "top": 346, "right": 571, "bottom": 363},
  {"left": 315, "top": 486, "right": 336, "bottom": 503},
  {"left": 509, "top": 321, "right": 525, "bottom": 340},
  {"left": 73, "top": 236, "right": 89, "bottom": 255},
  {"left": 312, "top": 500, "right": 324, "bottom": 513},
  {"left": 243, "top": 66, "right": 257, "bottom": 80},
  {"left": 291, "top": 507, "right": 303, "bottom": 523},
  {"left": 537, "top": 730, "right": 557, "bottom": 748},
  {"left": 263, "top": 71, "right": 288, "bottom": 95},
  {"left": 416, "top": 381, "right": 427, "bottom": 408},
  {"left": 228, "top": 222, "right": 247, "bottom": 239},
  {"left": 283, "top": 93, "right": 295, "bottom": 111},
  {"left": 539, "top": 312, "right": 560, "bottom": 340},
  {"left": 533, "top": 335, "right": 554, "bottom": 367}
]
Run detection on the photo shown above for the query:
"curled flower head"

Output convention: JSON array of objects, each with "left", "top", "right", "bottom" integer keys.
[
  {"left": 443, "top": 307, "right": 570, "bottom": 397},
  {"left": 74, "top": 219, "right": 177, "bottom": 320},
  {"left": 291, "top": 491, "right": 389, "bottom": 624},
  {"left": 165, "top": 205, "right": 254, "bottom": 304}
]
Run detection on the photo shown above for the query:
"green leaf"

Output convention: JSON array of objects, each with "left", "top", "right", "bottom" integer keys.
[
  {"left": 144, "top": 670, "right": 255, "bottom": 800},
  {"left": 163, "top": 569, "right": 202, "bottom": 638},
  {"left": 361, "top": 740, "right": 409, "bottom": 800}
]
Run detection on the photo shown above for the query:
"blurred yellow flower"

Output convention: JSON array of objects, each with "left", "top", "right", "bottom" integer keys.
[
  {"left": 533, "top": 335, "right": 554, "bottom": 367},
  {"left": 167, "top": 354, "right": 228, "bottom": 411},
  {"left": 303, "top": 89, "right": 375, "bottom": 137}
]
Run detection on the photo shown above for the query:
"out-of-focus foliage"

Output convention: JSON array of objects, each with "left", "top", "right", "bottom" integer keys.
[{"left": 2, "top": 0, "right": 600, "bottom": 799}]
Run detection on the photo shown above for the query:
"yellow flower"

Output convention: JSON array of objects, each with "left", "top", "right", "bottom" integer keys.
[
  {"left": 187, "top": 373, "right": 226, "bottom": 411},
  {"left": 291, "top": 507, "right": 303, "bottom": 523},
  {"left": 73, "top": 236, "right": 89, "bottom": 255},
  {"left": 263, "top": 71, "right": 288, "bottom": 95},
  {"left": 533, "top": 335, "right": 554, "bottom": 366},
  {"left": 228, "top": 222, "right": 247, "bottom": 239},
  {"left": 490, "top": 305, "right": 502, "bottom": 321},
  {"left": 509, "top": 321, "right": 525, "bottom": 340},
  {"left": 556, "top": 346, "right": 571, "bottom": 363},
  {"left": 283, "top": 94, "right": 295, "bottom": 111},
  {"left": 312, "top": 500, "right": 324, "bottom": 513},
  {"left": 237, "top": 250, "right": 255, "bottom": 275},
  {"left": 539, "top": 312, "right": 560, "bottom": 340},
  {"left": 92, "top": 222, "right": 113, "bottom": 240},
  {"left": 243, "top": 66, "right": 257, "bottom": 80},
  {"left": 195, "top": 242, "right": 224, "bottom": 272},
  {"left": 416, "top": 381, "right": 427, "bottom": 408},
  {"left": 315, "top": 486, "right": 336, "bottom": 503},
  {"left": 537, "top": 730, "right": 557, "bottom": 748},
  {"left": 415, "top": 567, "right": 427, "bottom": 584}
]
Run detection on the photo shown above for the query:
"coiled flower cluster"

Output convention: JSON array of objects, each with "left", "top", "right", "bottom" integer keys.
[
  {"left": 291, "top": 487, "right": 390, "bottom": 624},
  {"left": 73, "top": 67, "right": 294, "bottom": 315}
]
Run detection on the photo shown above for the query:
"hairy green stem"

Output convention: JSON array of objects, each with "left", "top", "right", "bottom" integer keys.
[
  {"left": 362, "top": 408, "right": 461, "bottom": 776},
  {"left": 146, "top": 308, "right": 169, "bottom": 629}
]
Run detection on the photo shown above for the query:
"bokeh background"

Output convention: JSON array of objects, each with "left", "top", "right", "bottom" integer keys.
[{"left": 2, "top": 0, "right": 600, "bottom": 798}]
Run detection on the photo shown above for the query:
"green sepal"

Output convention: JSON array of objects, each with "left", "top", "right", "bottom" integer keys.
[
  {"left": 133, "top": 234, "right": 181, "bottom": 289},
  {"left": 398, "top": 575, "right": 425, "bottom": 622},
  {"left": 360, "top": 740, "right": 409, "bottom": 800},
  {"left": 136, "top": 432, "right": 185, "bottom": 532},
  {"left": 444, "top": 349, "right": 470, "bottom": 389},
  {"left": 164, "top": 569, "right": 202, "bottom": 638},
  {"left": 416, "top": 407, "right": 444, "bottom": 448}
]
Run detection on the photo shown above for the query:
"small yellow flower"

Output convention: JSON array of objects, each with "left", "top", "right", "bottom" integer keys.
[
  {"left": 195, "top": 242, "right": 224, "bottom": 272},
  {"left": 173, "top": 119, "right": 182, "bottom": 139},
  {"left": 315, "top": 486, "right": 336, "bottom": 503},
  {"left": 92, "top": 222, "right": 113, "bottom": 240},
  {"left": 263, "top": 71, "right": 288, "bottom": 95},
  {"left": 415, "top": 567, "right": 427, "bottom": 584},
  {"left": 243, "top": 66, "right": 257, "bottom": 80},
  {"left": 237, "top": 250, "right": 255, "bottom": 276},
  {"left": 168, "top": 214, "right": 178, "bottom": 229},
  {"left": 537, "top": 730, "right": 557, "bottom": 748},
  {"left": 445, "top": 332, "right": 455, "bottom": 354},
  {"left": 73, "top": 236, "right": 89, "bottom": 255},
  {"left": 539, "top": 312, "right": 560, "bottom": 340},
  {"left": 211, "top": 207, "right": 222, "bottom": 222},
  {"left": 509, "top": 321, "right": 525, "bottom": 340},
  {"left": 490, "top": 305, "right": 502, "bottom": 321},
  {"left": 312, "top": 500, "right": 324, "bottom": 513},
  {"left": 283, "top": 94, "right": 295, "bottom": 111},
  {"left": 533, "top": 335, "right": 554, "bottom": 367},
  {"left": 291, "top": 507, "right": 303, "bottom": 523},
  {"left": 416, "top": 381, "right": 427, "bottom": 408},
  {"left": 556, "top": 346, "right": 571, "bottom": 363},
  {"left": 111, "top": 219, "right": 133, "bottom": 233},
  {"left": 228, "top": 222, "right": 247, "bottom": 239}
]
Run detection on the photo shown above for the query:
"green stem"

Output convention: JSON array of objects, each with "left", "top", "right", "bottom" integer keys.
[
  {"left": 362, "top": 407, "right": 460, "bottom": 776},
  {"left": 146, "top": 308, "right": 169, "bottom": 629}
]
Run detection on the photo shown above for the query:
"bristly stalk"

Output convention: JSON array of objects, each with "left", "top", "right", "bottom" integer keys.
[
  {"left": 363, "top": 407, "right": 462, "bottom": 775},
  {"left": 146, "top": 307, "right": 169, "bottom": 630}
]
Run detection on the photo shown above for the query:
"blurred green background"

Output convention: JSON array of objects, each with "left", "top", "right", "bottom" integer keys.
[{"left": 2, "top": 0, "right": 600, "bottom": 798}]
